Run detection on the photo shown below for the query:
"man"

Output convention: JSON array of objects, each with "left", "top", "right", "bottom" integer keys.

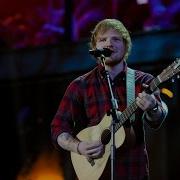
[{"left": 51, "top": 19, "right": 167, "bottom": 179}]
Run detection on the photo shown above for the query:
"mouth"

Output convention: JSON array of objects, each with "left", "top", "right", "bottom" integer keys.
[{"left": 109, "top": 49, "right": 115, "bottom": 54}]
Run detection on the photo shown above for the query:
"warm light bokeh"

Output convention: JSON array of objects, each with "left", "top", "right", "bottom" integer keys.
[
  {"left": 161, "top": 88, "right": 173, "bottom": 98},
  {"left": 17, "top": 150, "right": 64, "bottom": 180}
]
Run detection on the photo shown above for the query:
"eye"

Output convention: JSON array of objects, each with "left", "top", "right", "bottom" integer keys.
[
  {"left": 113, "top": 37, "right": 122, "bottom": 41},
  {"left": 98, "top": 38, "right": 106, "bottom": 42}
]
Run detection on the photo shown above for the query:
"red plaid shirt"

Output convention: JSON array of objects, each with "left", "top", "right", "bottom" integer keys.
[{"left": 51, "top": 63, "right": 163, "bottom": 180}]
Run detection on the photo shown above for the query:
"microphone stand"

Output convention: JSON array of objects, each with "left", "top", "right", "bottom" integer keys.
[{"left": 100, "top": 54, "right": 118, "bottom": 180}]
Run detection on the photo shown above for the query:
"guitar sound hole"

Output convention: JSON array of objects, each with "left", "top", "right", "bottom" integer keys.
[{"left": 101, "top": 129, "right": 111, "bottom": 145}]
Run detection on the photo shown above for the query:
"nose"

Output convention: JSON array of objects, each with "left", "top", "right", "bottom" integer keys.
[{"left": 105, "top": 38, "right": 113, "bottom": 48}]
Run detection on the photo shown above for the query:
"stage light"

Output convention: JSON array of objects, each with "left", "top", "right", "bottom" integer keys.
[
  {"left": 136, "top": 0, "right": 148, "bottom": 5},
  {"left": 17, "top": 150, "right": 64, "bottom": 180},
  {"left": 161, "top": 88, "right": 173, "bottom": 98}
]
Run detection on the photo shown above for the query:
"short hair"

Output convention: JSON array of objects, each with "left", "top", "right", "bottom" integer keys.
[{"left": 90, "top": 19, "right": 132, "bottom": 60}]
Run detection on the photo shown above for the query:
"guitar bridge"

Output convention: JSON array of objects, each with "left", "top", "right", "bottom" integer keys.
[{"left": 87, "top": 157, "right": 95, "bottom": 166}]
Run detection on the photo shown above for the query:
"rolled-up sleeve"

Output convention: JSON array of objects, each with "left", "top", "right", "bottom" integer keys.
[
  {"left": 143, "top": 100, "right": 168, "bottom": 129},
  {"left": 51, "top": 79, "right": 85, "bottom": 148}
]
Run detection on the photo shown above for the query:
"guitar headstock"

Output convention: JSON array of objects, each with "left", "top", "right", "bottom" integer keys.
[{"left": 158, "top": 58, "right": 180, "bottom": 83}]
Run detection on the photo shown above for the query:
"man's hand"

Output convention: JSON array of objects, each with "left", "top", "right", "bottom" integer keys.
[
  {"left": 136, "top": 91, "right": 157, "bottom": 111},
  {"left": 78, "top": 141, "right": 105, "bottom": 159},
  {"left": 57, "top": 133, "right": 105, "bottom": 159},
  {"left": 136, "top": 84, "right": 165, "bottom": 123}
]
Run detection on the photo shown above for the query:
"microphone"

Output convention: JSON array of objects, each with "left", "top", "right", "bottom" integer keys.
[{"left": 89, "top": 48, "right": 113, "bottom": 58}]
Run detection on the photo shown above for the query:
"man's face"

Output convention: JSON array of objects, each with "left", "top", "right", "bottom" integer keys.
[{"left": 95, "top": 28, "right": 126, "bottom": 66}]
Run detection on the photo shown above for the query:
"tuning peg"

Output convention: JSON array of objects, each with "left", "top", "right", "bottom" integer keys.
[
  {"left": 177, "top": 74, "right": 180, "bottom": 79},
  {"left": 171, "top": 78, "right": 175, "bottom": 83}
]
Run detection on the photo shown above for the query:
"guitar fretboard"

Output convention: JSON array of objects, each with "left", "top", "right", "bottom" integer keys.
[{"left": 115, "top": 76, "right": 161, "bottom": 132}]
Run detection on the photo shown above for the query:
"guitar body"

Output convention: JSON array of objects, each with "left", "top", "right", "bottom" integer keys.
[{"left": 71, "top": 114, "right": 125, "bottom": 180}]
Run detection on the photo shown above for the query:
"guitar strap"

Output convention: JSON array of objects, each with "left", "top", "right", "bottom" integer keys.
[{"left": 126, "top": 67, "right": 135, "bottom": 122}]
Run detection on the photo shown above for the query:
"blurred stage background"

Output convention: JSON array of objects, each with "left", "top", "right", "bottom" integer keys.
[{"left": 0, "top": 0, "right": 180, "bottom": 180}]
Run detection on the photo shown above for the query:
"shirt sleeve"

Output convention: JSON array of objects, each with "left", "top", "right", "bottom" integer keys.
[
  {"left": 143, "top": 100, "right": 168, "bottom": 129},
  {"left": 139, "top": 72, "right": 168, "bottom": 129},
  {"left": 51, "top": 78, "right": 86, "bottom": 147}
]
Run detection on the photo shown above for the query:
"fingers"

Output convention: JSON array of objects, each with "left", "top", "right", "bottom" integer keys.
[
  {"left": 136, "top": 96, "right": 146, "bottom": 110},
  {"left": 87, "top": 144, "right": 104, "bottom": 158},
  {"left": 142, "top": 83, "right": 148, "bottom": 88},
  {"left": 86, "top": 141, "right": 102, "bottom": 150},
  {"left": 136, "top": 92, "right": 157, "bottom": 111},
  {"left": 79, "top": 141, "right": 105, "bottom": 159}
]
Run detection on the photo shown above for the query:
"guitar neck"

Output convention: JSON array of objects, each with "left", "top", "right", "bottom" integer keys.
[{"left": 115, "top": 76, "right": 161, "bottom": 131}]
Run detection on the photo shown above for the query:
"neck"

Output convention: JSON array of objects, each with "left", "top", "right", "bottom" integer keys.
[{"left": 105, "top": 61, "right": 125, "bottom": 80}]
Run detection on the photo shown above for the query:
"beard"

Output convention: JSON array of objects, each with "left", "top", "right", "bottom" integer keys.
[
  {"left": 96, "top": 53, "right": 124, "bottom": 66},
  {"left": 104, "top": 57, "right": 123, "bottom": 66}
]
